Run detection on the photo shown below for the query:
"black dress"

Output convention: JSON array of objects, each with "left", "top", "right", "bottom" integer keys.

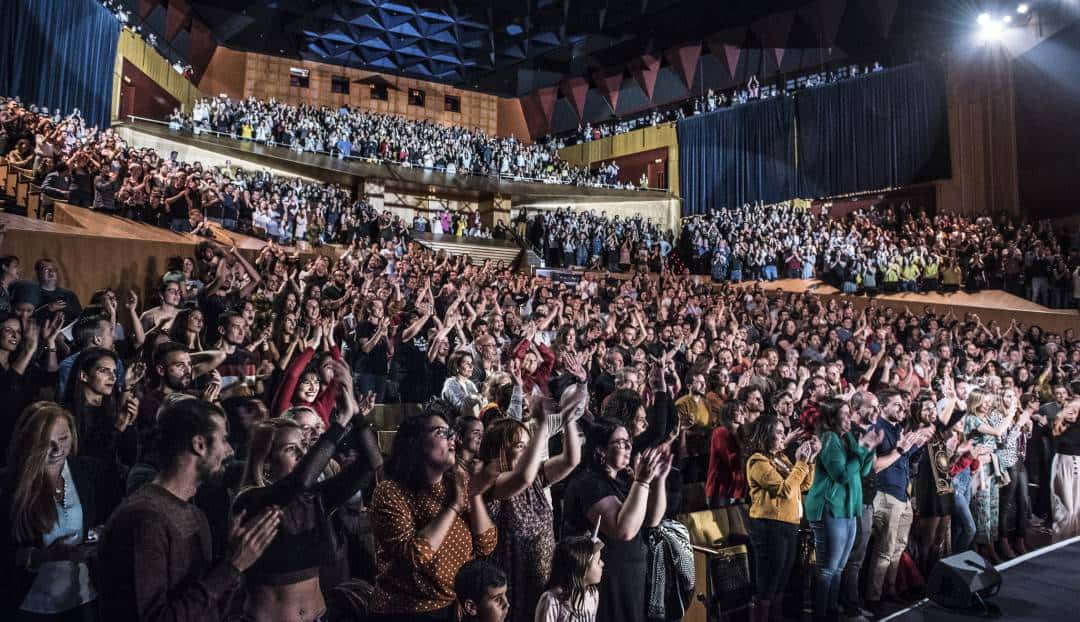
[
  {"left": 913, "top": 422, "right": 956, "bottom": 517},
  {"left": 562, "top": 468, "right": 647, "bottom": 622}
]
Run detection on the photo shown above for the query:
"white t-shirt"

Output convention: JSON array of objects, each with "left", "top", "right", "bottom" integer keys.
[{"left": 534, "top": 589, "right": 598, "bottom": 622}]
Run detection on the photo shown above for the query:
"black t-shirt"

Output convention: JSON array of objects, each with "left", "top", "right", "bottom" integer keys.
[
  {"left": 1056, "top": 420, "right": 1080, "bottom": 455},
  {"left": 352, "top": 321, "right": 389, "bottom": 374},
  {"left": 165, "top": 184, "right": 188, "bottom": 220},
  {"left": 40, "top": 287, "right": 82, "bottom": 325}
]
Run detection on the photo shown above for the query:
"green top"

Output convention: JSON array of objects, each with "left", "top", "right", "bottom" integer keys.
[{"left": 804, "top": 431, "right": 875, "bottom": 521}]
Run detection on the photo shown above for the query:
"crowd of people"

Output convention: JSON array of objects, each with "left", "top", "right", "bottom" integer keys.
[
  {"left": 679, "top": 202, "right": 1080, "bottom": 308},
  {"left": 551, "top": 63, "right": 886, "bottom": 147},
  {"left": 167, "top": 96, "right": 643, "bottom": 189},
  {"left": 1, "top": 190, "right": 1079, "bottom": 622},
  {"left": 520, "top": 207, "right": 677, "bottom": 273},
  {"left": 4, "top": 84, "right": 1080, "bottom": 622},
  {"left": 0, "top": 97, "right": 430, "bottom": 246},
  {"left": 509, "top": 201, "right": 1079, "bottom": 311}
]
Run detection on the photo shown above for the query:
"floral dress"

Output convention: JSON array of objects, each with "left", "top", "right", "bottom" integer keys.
[
  {"left": 965, "top": 412, "right": 1002, "bottom": 544},
  {"left": 486, "top": 471, "right": 555, "bottom": 622}
]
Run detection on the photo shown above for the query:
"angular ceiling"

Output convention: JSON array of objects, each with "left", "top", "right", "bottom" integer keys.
[{"left": 184, "top": 0, "right": 942, "bottom": 96}]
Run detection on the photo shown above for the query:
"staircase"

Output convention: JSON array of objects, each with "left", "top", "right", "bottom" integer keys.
[{"left": 414, "top": 232, "right": 524, "bottom": 268}]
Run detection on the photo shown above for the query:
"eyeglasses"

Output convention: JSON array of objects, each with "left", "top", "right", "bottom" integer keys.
[{"left": 431, "top": 426, "right": 456, "bottom": 440}]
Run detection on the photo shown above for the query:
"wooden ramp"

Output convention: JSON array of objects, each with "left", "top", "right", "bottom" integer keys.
[
  {"left": 737, "top": 278, "right": 1079, "bottom": 334},
  {"left": 0, "top": 199, "right": 319, "bottom": 304}
]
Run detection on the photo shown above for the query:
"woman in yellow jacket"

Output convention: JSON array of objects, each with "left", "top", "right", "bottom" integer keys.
[{"left": 745, "top": 415, "right": 819, "bottom": 622}]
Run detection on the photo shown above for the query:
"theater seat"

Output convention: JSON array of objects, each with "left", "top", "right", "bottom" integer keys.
[
  {"left": 681, "top": 505, "right": 750, "bottom": 549},
  {"left": 680, "top": 505, "right": 753, "bottom": 622}
]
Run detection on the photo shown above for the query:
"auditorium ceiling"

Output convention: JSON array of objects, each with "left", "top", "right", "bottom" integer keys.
[{"left": 180, "top": 0, "right": 950, "bottom": 96}]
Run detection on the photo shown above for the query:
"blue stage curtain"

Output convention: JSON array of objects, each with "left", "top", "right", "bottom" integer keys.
[
  {"left": 0, "top": 0, "right": 120, "bottom": 128},
  {"left": 795, "top": 62, "right": 950, "bottom": 199},
  {"left": 677, "top": 97, "right": 797, "bottom": 216}
]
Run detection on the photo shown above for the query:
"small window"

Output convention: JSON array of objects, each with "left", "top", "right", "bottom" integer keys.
[
  {"left": 444, "top": 94, "right": 461, "bottom": 113},
  {"left": 289, "top": 68, "right": 309, "bottom": 88},
  {"left": 331, "top": 76, "right": 350, "bottom": 94},
  {"left": 370, "top": 83, "right": 389, "bottom": 101},
  {"left": 408, "top": 88, "right": 426, "bottom": 107}
]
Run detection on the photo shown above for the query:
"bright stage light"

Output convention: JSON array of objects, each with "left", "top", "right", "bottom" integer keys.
[
  {"left": 1003, "top": 15, "right": 1013, "bottom": 23},
  {"left": 979, "top": 20, "right": 1006, "bottom": 42},
  {"left": 977, "top": 12, "right": 992, "bottom": 25},
  {"left": 1017, "top": 4, "right": 1030, "bottom": 15}
]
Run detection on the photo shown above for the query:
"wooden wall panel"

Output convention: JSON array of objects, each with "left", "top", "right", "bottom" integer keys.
[
  {"left": 198, "top": 46, "right": 247, "bottom": 100},
  {"left": 229, "top": 52, "right": 500, "bottom": 137},
  {"left": 112, "top": 28, "right": 204, "bottom": 121},
  {"left": 558, "top": 123, "right": 681, "bottom": 197},
  {"left": 935, "top": 49, "right": 1019, "bottom": 217}
]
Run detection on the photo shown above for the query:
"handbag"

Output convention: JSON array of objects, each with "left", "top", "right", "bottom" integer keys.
[{"left": 646, "top": 518, "right": 697, "bottom": 621}]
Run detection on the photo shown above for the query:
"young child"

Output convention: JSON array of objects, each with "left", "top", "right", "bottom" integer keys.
[
  {"left": 455, "top": 559, "right": 510, "bottom": 622},
  {"left": 534, "top": 535, "right": 604, "bottom": 622}
]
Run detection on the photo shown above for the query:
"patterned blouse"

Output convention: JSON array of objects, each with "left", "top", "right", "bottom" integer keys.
[{"left": 369, "top": 478, "right": 498, "bottom": 614}]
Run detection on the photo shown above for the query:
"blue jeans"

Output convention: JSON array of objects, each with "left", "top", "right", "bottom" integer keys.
[
  {"left": 951, "top": 469, "right": 976, "bottom": 552},
  {"left": 811, "top": 513, "right": 857, "bottom": 615},
  {"left": 763, "top": 264, "right": 778, "bottom": 281}
]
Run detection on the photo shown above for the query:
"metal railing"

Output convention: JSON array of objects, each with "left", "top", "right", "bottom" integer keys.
[{"left": 125, "top": 115, "right": 668, "bottom": 193}]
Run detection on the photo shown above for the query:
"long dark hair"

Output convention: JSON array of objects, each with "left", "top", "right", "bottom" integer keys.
[
  {"left": 742, "top": 415, "right": 782, "bottom": 460},
  {"left": 62, "top": 347, "right": 121, "bottom": 438},
  {"left": 546, "top": 535, "right": 604, "bottom": 620},
  {"left": 816, "top": 397, "right": 848, "bottom": 436},
  {"left": 583, "top": 416, "right": 626, "bottom": 473},
  {"left": 384, "top": 399, "right": 457, "bottom": 491}
]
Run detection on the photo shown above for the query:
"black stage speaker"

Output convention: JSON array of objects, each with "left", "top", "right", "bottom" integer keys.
[{"left": 927, "top": 551, "right": 1002, "bottom": 609}]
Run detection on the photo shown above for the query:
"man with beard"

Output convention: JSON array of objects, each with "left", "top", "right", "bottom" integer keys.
[
  {"left": 138, "top": 341, "right": 198, "bottom": 426},
  {"left": 97, "top": 399, "right": 281, "bottom": 622},
  {"left": 676, "top": 372, "right": 710, "bottom": 428}
]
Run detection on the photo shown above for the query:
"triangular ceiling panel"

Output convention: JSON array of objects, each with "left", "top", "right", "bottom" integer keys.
[
  {"left": 799, "top": 0, "right": 848, "bottom": 47},
  {"left": 665, "top": 44, "right": 702, "bottom": 89},
  {"left": 864, "top": 0, "right": 899, "bottom": 38},
  {"left": 561, "top": 76, "right": 590, "bottom": 120},
  {"left": 389, "top": 22, "right": 422, "bottom": 38},
  {"left": 593, "top": 70, "right": 624, "bottom": 111},
  {"left": 629, "top": 54, "right": 661, "bottom": 100},
  {"left": 751, "top": 10, "right": 796, "bottom": 49}
]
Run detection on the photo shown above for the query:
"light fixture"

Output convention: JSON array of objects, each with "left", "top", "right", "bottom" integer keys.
[
  {"left": 1017, "top": 4, "right": 1030, "bottom": 15},
  {"left": 979, "top": 20, "right": 1006, "bottom": 42},
  {"left": 977, "top": 12, "right": 992, "bottom": 25},
  {"left": 1003, "top": 15, "right": 1013, "bottom": 23}
]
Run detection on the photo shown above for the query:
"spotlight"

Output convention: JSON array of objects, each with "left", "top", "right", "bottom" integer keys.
[
  {"left": 1003, "top": 15, "right": 1013, "bottom": 23},
  {"left": 979, "top": 20, "right": 1006, "bottom": 42},
  {"left": 977, "top": 12, "right": 992, "bottom": 25},
  {"left": 1017, "top": 4, "right": 1030, "bottom": 14}
]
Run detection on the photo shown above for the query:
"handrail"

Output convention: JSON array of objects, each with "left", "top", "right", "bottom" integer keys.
[{"left": 125, "top": 115, "right": 669, "bottom": 193}]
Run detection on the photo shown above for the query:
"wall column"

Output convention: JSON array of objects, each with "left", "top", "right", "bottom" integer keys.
[{"left": 478, "top": 194, "right": 512, "bottom": 230}]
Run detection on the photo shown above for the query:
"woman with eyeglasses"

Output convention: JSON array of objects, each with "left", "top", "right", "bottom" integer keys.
[
  {"left": 60, "top": 348, "right": 139, "bottom": 469},
  {"left": 442, "top": 351, "right": 483, "bottom": 419},
  {"left": 1, "top": 402, "right": 121, "bottom": 620},
  {"left": 368, "top": 399, "right": 497, "bottom": 621},
  {"left": 561, "top": 416, "right": 671, "bottom": 622}
]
